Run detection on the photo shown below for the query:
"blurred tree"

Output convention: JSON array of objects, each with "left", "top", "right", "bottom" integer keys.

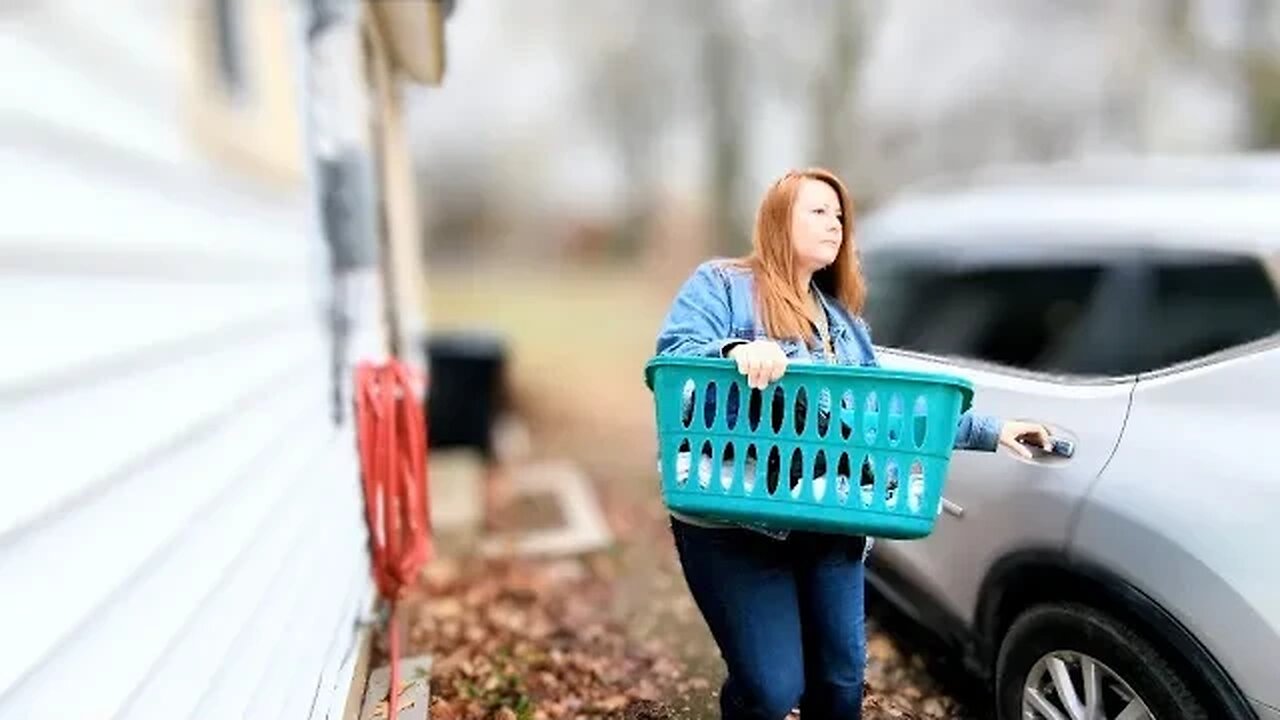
[
  {"left": 695, "top": 0, "right": 749, "bottom": 256},
  {"left": 740, "top": 1, "right": 875, "bottom": 211},
  {"left": 811, "top": 1, "right": 863, "bottom": 179},
  {"left": 1244, "top": 0, "right": 1280, "bottom": 148},
  {"left": 1247, "top": 58, "right": 1280, "bottom": 147},
  {"left": 580, "top": 0, "right": 700, "bottom": 259}
]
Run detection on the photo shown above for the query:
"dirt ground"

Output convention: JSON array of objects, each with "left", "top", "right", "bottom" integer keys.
[{"left": 396, "top": 265, "right": 985, "bottom": 719}]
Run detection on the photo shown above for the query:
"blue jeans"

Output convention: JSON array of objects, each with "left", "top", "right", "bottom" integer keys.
[{"left": 670, "top": 517, "right": 867, "bottom": 720}]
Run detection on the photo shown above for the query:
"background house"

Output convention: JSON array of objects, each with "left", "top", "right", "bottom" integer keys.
[{"left": 0, "top": 1, "right": 446, "bottom": 717}]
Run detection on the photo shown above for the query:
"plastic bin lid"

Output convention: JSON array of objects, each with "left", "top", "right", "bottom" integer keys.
[{"left": 425, "top": 329, "right": 508, "bottom": 358}]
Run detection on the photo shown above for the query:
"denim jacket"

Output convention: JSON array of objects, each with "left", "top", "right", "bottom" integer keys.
[{"left": 654, "top": 259, "right": 1001, "bottom": 540}]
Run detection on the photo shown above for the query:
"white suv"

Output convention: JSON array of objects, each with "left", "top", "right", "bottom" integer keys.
[{"left": 858, "top": 157, "right": 1280, "bottom": 720}]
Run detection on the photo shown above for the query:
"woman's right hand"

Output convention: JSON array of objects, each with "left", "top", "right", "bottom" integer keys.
[{"left": 728, "top": 340, "right": 789, "bottom": 389}]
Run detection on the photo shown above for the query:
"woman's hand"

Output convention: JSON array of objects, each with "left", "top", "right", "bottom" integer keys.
[
  {"left": 999, "top": 420, "right": 1054, "bottom": 460},
  {"left": 728, "top": 340, "right": 789, "bottom": 389}
]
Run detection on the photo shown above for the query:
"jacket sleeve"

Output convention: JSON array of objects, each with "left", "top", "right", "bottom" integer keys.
[
  {"left": 853, "top": 318, "right": 1002, "bottom": 452},
  {"left": 952, "top": 411, "right": 1001, "bottom": 452},
  {"left": 655, "top": 261, "right": 747, "bottom": 358}
]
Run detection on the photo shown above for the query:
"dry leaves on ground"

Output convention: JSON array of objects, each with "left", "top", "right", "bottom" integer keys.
[
  {"left": 862, "top": 622, "right": 974, "bottom": 719},
  {"left": 379, "top": 549, "right": 973, "bottom": 720},
  {"left": 390, "top": 554, "right": 684, "bottom": 720},
  {"left": 387, "top": 440, "right": 972, "bottom": 718}
]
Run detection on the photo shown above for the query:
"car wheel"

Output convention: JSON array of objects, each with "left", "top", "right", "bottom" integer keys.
[{"left": 996, "top": 603, "right": 1208, "bottom": 720}]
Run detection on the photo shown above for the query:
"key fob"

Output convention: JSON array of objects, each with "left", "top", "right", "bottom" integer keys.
[{"left": 1050, "top": 438, "right": 1075, "bottom": 458}]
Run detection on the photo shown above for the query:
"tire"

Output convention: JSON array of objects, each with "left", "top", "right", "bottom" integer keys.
[{"left": 996, "top": 603, "right": 1209, "bottom": 720}]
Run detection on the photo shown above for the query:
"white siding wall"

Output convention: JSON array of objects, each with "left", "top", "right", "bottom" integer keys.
[{"left": 0, "top": 4, "right": 378, "bottom": 719}]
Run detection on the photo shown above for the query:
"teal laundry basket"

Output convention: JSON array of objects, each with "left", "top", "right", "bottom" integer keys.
[{"left": 645, "top": 357, "right": 974, "bottom": 539}]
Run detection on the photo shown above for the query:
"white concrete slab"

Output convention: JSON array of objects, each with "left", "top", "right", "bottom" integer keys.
[{"left": 480, "top": 460, "right": 613, "bottom": 559}]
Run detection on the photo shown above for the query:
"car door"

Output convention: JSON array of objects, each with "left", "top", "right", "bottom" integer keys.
[{"left": 861, "top": 249, "right": 1137, "bottom": 625}]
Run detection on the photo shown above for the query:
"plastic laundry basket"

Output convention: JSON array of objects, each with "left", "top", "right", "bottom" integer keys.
[{"left": 645, "top": 357, "right": 974, "bottom": 539}]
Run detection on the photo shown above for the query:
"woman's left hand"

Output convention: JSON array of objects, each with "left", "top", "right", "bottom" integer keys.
[{"left": 998, "top": 421, "right": 1054, "bottom": 460}]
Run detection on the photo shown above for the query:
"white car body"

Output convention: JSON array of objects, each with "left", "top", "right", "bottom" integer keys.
[{"left": 858, "top": 158, "right": 1280, "bottom": 719}]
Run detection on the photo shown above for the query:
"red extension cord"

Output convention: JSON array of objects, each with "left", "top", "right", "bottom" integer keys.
[{"left": 355, "top": 359, "right": 433, "bottom": 720}]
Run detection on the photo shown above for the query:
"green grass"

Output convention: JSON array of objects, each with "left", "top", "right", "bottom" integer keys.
[{"left": 425, "top": 265, "right": 671, "bottom": 424}]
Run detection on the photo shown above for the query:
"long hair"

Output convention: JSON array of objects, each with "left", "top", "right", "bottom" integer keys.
[{"left": 732, "top": 168, "right": 866, "bottom": 340}]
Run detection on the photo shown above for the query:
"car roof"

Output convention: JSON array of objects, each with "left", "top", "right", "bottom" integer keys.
[
  {"left": 859, "top": 154, "right": 1280, "bottom": 257},
  {"left": 901, "top": 152, "right": 1280, "bottom": 190}
]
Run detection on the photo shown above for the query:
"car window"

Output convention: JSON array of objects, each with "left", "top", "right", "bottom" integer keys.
[
  {"left": 1140, "top": 255, "right": 1280, "bottom": 370},
  {"left": 863, "top": 246, "right": 1280, "bottom": 377},
  {"left": 862, "top": 252, "right": 1112, "bottom": 375}
]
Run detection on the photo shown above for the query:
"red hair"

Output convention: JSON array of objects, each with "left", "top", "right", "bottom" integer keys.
[{"left": 731, "top": 168, "right": 865, "bottom": 340}]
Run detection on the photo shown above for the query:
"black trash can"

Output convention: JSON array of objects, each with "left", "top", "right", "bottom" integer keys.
[{"left": 423, "top": 330, "right": 508, "bottom": 459}]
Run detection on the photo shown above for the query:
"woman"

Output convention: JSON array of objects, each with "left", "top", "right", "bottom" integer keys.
[{"left": 654, "top": 168, "right": 1052, "bottom": 720}]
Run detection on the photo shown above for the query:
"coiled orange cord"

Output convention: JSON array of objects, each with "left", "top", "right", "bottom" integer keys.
[{"left": 355, "top": 359, "right": 433, "bottom": 720}]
